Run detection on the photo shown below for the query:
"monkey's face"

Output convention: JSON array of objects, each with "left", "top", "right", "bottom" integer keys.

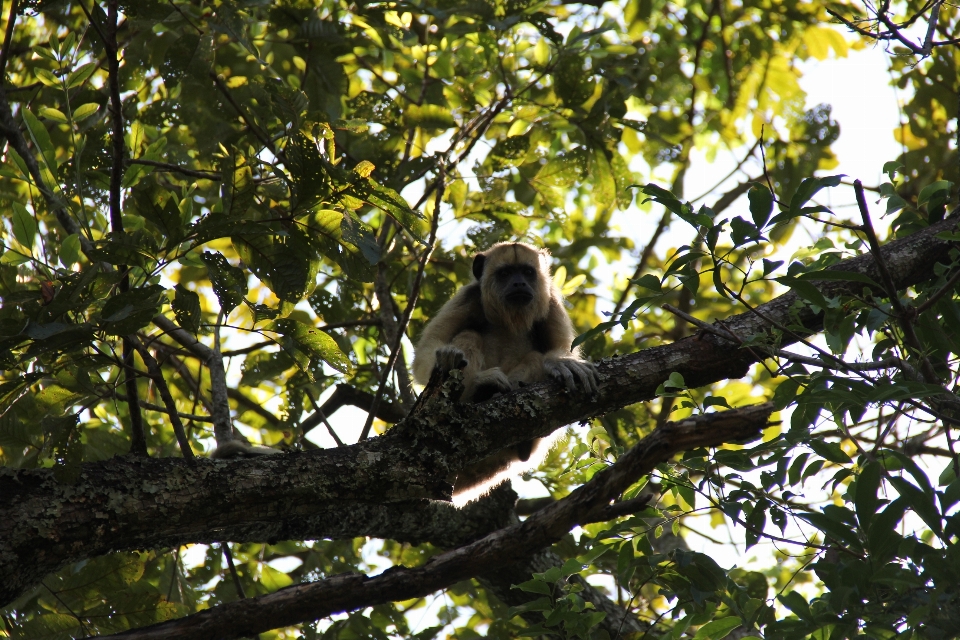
[
  {"left": 494, "top": 263, "right": 538, "bottom": 307},
  {"left": 475, "top": 242, "right": 552, "bottom": 330}
]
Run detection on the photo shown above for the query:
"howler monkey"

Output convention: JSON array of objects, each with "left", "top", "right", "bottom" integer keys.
[{"left": 413, "top": 242, "right": 598, "bottom": 504}]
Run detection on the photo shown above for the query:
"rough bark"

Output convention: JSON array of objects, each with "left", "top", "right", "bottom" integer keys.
[
  {"left": 0, "top": 216, "right": 957, "bottom": 610},
  {"left": 99, "top": 405, "right": 774, "bottom": 639}
]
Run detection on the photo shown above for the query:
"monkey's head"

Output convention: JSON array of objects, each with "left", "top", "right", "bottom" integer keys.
[{"left": 474, "top": 242, "right": 554, "bottom": 333}]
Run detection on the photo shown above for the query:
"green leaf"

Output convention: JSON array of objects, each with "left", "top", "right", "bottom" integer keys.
[
  {"left": 39, "top": 107, "right": 68, "bottom": 123},
  {"left": 808, "top": 440, "right": 852, "bottom": 464},
  {"left": 777, "top": 591, "right": 812, "bottom": 619},
  {"left": 917, "top": 180, "right": 953, "bottom": 206},
  {"left": 692, "top": 617, "right": 742, "bottom": 640},
  {"left": 797, "top": 511, "right": 864, "bottom": 551},
  {"left": 200, "top": 251, "right": 247, "bottom": 313},
  {"left": 172, "top": 285, "right": 201, "bottom": 334},
  {"left": 221, "top": 151, "right": 255, "bottom": 219},
  {"left": 86, "top": 239, "right": 157, "bottom": 270},
  {"left": 66, "top": 62, "right": 98, "bottom": 88},
  {"left": 796, "top": 269, "right": 881, "bottom": 289},
  {"left": 855, "top": 461, "right": 883, "bottom": 530},
  {"left": 788, "top": 175, "right": 844, "bottom": 213},
  {"left": 748, "top": 183, "right": 774, "bottom": 228},
  {"left": 730, "top": 216, "right": 760, "bottom": 246},
  {"left": 632, "top": 273, "right": 661, "bottom": 291},
  {"left": 887, "top": 476, "right": 942, "bottom": 536},
  {"left": 776, "top": 276, "right": 829, "bottom": 310},
  {"left": 99, "top": 285, "right": 166, "bottom": 335},
  {"left": 11, "top": 202, "right": 37, "bottom": 248},
  {"left": 59, "top": 234, "right": 80, "bottom": 266},
  {"left": 34, "top": 67, "right": 60, "bottom": 86},
  {"left": 22, "top": 109, "right": 58, "bottom": 173},
  {"left": 513, "top": 578, "right": 552, "bottom": 595},
  {"left": 772, "top": 378, "right": 800, "bottom": 410},
  {"left": 356, "top": 179, "right": 426, "bottom": 245},
  {"left": 271, "top": 318, "right": 352, "bottom": 373},
  {"left": 560, "top": 558, "right": 584, "bottom": 577},
  {"left": 131, "top": 185, "right": 184, "bottom": 247},
  {"left": 232, "top": 231, "right": 319, "bottom": 303}
]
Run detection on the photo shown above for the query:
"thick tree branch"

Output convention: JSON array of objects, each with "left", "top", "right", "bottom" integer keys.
[
  {"left": 1, "top": 216, "right": 957, "bottom": 608},
  {"left": 100, "top": 405, "right": 772, "bottom": 639}
]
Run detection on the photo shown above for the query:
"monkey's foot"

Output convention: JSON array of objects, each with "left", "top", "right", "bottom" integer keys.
[
  {"left": 211, "top": 440, "right": 281, "bottom": 459},
  {"left": 544, "top": 357, "right": 600, "bottom": 394}
]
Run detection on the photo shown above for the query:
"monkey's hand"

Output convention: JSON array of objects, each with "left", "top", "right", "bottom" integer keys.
[
  {"left": 434, "top": 345, "right": 468, "bottom": 375},
  {"left": 544, "top": 357, "right": 599, "bottom": 394}
]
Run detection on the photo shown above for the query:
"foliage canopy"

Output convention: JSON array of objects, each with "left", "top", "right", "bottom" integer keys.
[{"left": 2, "top": 0, "right": 960, "bottom": 637}]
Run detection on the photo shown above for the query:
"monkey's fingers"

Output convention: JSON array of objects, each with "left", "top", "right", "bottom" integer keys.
[
  {"left": 435, "top": 346, "right": 468, "bottom": 372},
  {"left": 547, "top": 360, "right": 578, "bottom": 391},
  {"left": 574, "top": 360, "right": 599, "bottom": 393},
  {"left": 566, "top": 360, "right": 598, "bottom": 393}
]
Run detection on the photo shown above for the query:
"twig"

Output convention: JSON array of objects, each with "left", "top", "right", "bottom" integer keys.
[
  {"left": 854, "top": 179, "right": 939, "bottom": 384},
  {"left": 115, "top": 393, "right": 213, "bottom": 423},
  {"left": 775, "top": 350, "right": 918, "bottom": 375},
  {"left": 359, "top": 164, "right": 445, "bottom": 440},
  {"left": 221, "top": 544, "right": 247, "bottom": 599},
  {"left": 129, "top": 337, "right": 197, "bottom": 461},
  {"left": 304, "top": 390, "right": 344, "bottom": 447},
  {"left": 661, "top": 303, "right": 739, "bottom": 343},
  {"left": 152, "top": 315, "right": 234, "bottom": 446},
  {"left": 611, "top": 209, "right": 671, "bottom": 317},
  {"left": 0, "top": 0, "right": 18, "bottom": 79},
  {"left": 106, "top": 0, "right": 124, "bottom": 238},
  {"left": 210, "top": 72, "right": 287, "bottom": 167},
  {"left": 127, "top": 158, "right": 220, "bottom": 180},
  {"left": 299, "top": 384, "right": 406, "bottom": 436},
  {"left": 914, "top": 267, "right": 960, "bottom": 314},
  {"left": 226, "top": 388, "right": 280, "bottom": 428},
  {"left": 374, "top": 263, "right": 415, "bottom": 407},
  {"left": 210, "top": 310, "right": 233, "bottom": 446}
]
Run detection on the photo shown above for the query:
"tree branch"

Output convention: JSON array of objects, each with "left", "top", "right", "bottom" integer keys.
[
  {"left": 1, "top": 215, "right": 957, "bottom": 608},
  {"left": 100, "top": 405, "right": 773, "bottom": 640}
]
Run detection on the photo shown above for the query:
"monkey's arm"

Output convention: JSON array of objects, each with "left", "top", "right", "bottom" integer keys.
[{"left": 412, "top": 284, "right": 484, "bottom": 385}]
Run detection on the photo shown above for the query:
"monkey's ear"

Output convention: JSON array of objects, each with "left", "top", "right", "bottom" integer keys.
[{"left": 472, "top": 253, "right": 486, "bottom": 280}]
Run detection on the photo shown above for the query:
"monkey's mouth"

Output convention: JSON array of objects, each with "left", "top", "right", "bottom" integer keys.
[{"left": 505, "top": 291, "right": 534, "bottom": 306}]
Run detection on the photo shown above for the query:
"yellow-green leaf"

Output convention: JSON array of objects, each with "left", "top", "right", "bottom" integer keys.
[
  {"left": 39, "top": 107, "right": 68, "bottom": 123},
  {"left": 561, "top": 274, "right": 586, "bottom": 296},
  {"left": 34, "top": 68, "right": 60, "bottom": 87},
  {"left": 403, "top": 104, "right": 455, "bottom": 130},
  {"left": 354, "top": 160, "right": 375, "bottom": 177},
  {"left": 72, "top": 103, "right": 100, "bottom": 121},
  {"left": 66, "top": 62, "right": 98, "bottom": 89}
]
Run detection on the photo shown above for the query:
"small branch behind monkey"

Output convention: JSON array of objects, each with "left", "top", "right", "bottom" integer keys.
[{"left": 360, "top": 164, "right": 446, "bottom": 440}]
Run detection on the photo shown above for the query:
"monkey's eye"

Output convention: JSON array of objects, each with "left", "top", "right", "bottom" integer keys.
[{"left": 521, "top": 266, "right": 536, "bottom": 278}]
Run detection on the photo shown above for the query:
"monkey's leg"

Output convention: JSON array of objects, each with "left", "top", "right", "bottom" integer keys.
[
  {"left": 470, "top": 368, "right": 511, "bottom": 402},
  {"left": 505, "top": 351, "right": 547, "bottom": 388}
]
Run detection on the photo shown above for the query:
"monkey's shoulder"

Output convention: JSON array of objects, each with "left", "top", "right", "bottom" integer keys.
[{"left": 447, "top": 283, "right": 489, "bottom": 334}]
